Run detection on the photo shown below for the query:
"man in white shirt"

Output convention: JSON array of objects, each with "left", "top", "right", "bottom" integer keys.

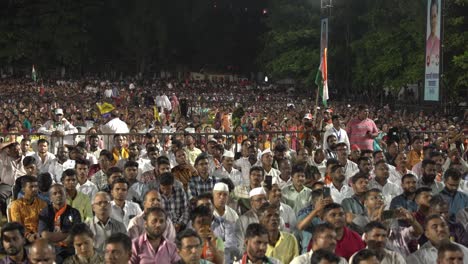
[
  {"left": 75, "top": 158, "right": 98, "bottom": 200},
  {"left": 213, "top": 182, "right": 239, "bottom": 224},
  {"left": 38, "top": 108, "right": 78, "bottom": 150},
  {"left": 335, "top": 142, "right": 359, "bottom": 182},
  {"left": 407, "top": 214, "right": 468, "bottom": 264},
  {"left": 116, "top": 143, "right": 152, "bottom": 179},
  {"left": 31, "top": 139, "right": 56, "bottom": 174},
  {"left": 213, "top": 151, "right": 243, "bottom": 186},
  {"left": 48, "top": 146, "right": 75, "bottom": 183},
  {"left": 100, "top": 110, "right": 129, "bottom": 147},
  {"left": 109, "top": 177, "right": 142, "bottom": 228},
  {"left": 261, "top": 149, "right": 280, "bottom": 179},
  {"left": 349, "top": 221, "right": 406, "bottom": 264},
  {"left": 323, "top": 115, "right": 350, "bottom": 152},
  {"left": 368, "top": 160, "right": 402, "bottom": 208},
  {"left": 326, "top": 164, "right": 353, "bottom": 204}
]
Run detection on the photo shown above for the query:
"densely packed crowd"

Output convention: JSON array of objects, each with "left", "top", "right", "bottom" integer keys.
[{"left": 0, "top": 78, "right": 467, "bottom": 264}]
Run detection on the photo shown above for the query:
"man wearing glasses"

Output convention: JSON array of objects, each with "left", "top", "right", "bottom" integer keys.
[{"left": 87, "top": 191, "right": 126, "bottom": 252}]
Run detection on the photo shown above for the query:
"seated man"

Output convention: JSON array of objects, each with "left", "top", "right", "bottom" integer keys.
[
  {"left": 75, "top": 158, "right": 98, "bottom": 201},
  {"left": 12, "top": 155, "right": 37, "bottom": 200},
  {"left": 28, "top": 239, "right": 57, "bottom": 264},
  {"left": 281, "top": 164, "right": 312, "bottom": 214},
  {"left": 100, "top": 166, "right": 125, "bottom": 194},
  {"left": 91, "top": 150, "right": 114, "bottom": 190},
  {"left": 1, "top": 222, "right": 29, "bottom": 264},
  {"left": 191, "top": 205, "right": 225, "bottom": 264},
  {"left": 342, "top": 172, "right": 369, "bottom": 222},
  {"left": 9, "top": 175, "right": 47, "bottom": 242},
  {"left": 61, "top": 169, "right": 93, "bottom": 222},
  {"left": 127, "top": 189, "right": 176, "bottom": 241},
  {"left": 234, "top": 223, "right": 281, "bottom": 264},
  {"left": 109, "top": 177, "right": 142, "bottom": 228},
  {"left": 87, "top": 191, "right": 126, "bottom": 252},
  {"left": 123, "top": 160, "right": 149, "bottom": 204},
  {"left": 159, "top": 172, "right": 190, "bottom": 232},
  {"left": 258, "top": 204, "right": 299, "bottom": 264},
  {"left": 176, "top": 229, "right": 215, "bottom": 264},
  {"left": 38, "top": 184, "right": 82, "bottom": 263},
  {"left": 130, "top": 207, "right": 180, "bottom": 263},
  {"left": 233, "top": 166, "right": 265, "bottom": 214},
  {"left": 407, "top": 214, "right": 468, "bottom": 263},
  {"left": 64, "top": 223, "right": 104, "bottom": 264},
  {"left": 104, "top": 233, "right": 132, "bottom": 264}
]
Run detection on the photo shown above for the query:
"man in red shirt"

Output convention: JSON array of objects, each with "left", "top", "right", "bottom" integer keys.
[
  {"left": 321, "top": 203, "right": 366, "bottom": 260},
  {"left": 346, "top": 105, "right": 379, "bottom": 151}
]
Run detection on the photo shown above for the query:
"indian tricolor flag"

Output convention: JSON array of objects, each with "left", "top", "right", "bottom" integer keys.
[
  {"left": 315, "top": 48, "right": 328, "bottom": 106},
  {"left": 32, "top": 65, "right": 37, "bottom": 82}
]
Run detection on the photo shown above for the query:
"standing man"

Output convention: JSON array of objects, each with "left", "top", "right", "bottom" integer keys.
[
  {"left": 346, "top": 105, "right": 379, "bottom": 151},
  {"left": 38, "top": 108, "right": 78, "bottom": 151},
  {"left": 100, "top": 110, "right": 129, "bottom": 148},
  {"left": 323, "top": 115, "right": 350, "bottom": 151},
  {"left": 0, "top": 142, "right": 26, "bottom": 214}
]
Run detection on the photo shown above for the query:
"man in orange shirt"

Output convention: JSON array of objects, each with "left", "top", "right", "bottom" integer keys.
[
  {"left": 407, "top": 136, "right": 424, "bottom": 169},
  {"left": 9, "top": 175, "right": 47, "bottom": 242}
]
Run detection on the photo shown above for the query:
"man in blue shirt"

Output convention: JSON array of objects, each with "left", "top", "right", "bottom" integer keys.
[
  {"left": 390, "top": 173, "right": 418, "bottom": 212},
  {"left": 435, "top": 168, "right": 468, "bottom": 219}
]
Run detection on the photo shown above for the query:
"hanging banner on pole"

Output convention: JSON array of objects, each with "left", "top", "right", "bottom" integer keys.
[{"left": 424, "top": 0, "right": 441, "bottom": 101}]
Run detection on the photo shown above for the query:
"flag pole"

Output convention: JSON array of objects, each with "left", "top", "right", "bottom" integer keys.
[{"left": 313, "top": 87, "right": 319, "bottom": 128}]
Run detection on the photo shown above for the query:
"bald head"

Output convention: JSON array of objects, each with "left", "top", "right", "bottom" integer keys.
[{"left": 28, "top": 239, "right": 55, "bottom": 264}]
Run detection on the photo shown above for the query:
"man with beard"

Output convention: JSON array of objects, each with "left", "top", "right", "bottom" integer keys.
[
  {"left": 342, "top": 173, "right": 369, "bottom": 220},
  {"left": 390, "top": 173, "right": 419, "bottom": 212},
  {"left": 368, "top": 160, "right": 402, "bottom": 207},
  {"left": 326, "top": 164, "right": 353, "bottom": 204},
  {"left": 437, "top": 243, "right": 465, "bottom": 264},
  {"left": 31, "top": 139, "right": 56, "bottom": 174},
  {"left": 349, "top": 221, "right": 405, "bottom": 263},
  {"left": 130, "top": 207, "right": 180, "bottom": 263},
  {"left": 434, "top": 168, "right": 468, "bottom": 218},
  {"left": 323, "top": 115, "right": 350, "bottom": 152},
  {"left": 319, "top": 203, "right": 365, "bottom": 259},
  {"left": 265, "top": 179, "right": 296, "bottom": 234},
  {"left": 233, "top": 166, "right": 265, "bottom": 214},
  {"left": 48, "top": 146, "right": 75, "bottom": 183},
  {"left": 334, "top": 142, "right": 359, "bottom": 182},
  {"left": 1, "top": 222, "right": 29, "bottom": 263},
  {"left": 407, "top": 215, "right": 468, "bottom": 264},
  {"left": 417, "top": 159, "right": 444, "bottom": 194},
  {"left": 127, "top": 190, "right": 176, "bottom": 241},
  {"left": 234, "top": 223, "right": 281, "bottom": 264},
  {"left": 357, "top": 157, "right": 373, "bottom": 177}
]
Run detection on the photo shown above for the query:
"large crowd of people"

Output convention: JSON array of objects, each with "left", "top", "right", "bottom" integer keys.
[{"left": 0, "top": 77, "right": 467, "bottom": 264}]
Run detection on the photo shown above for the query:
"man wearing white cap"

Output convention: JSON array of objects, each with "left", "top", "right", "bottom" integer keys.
[
  {"left": 234, "top": 187, "right": 269, "bottom": 253},
  {"left": 213, "top": 182, "right": 239, "bottom": 224},
  {"left": 233, "top": 166, "right": 265, "bottom": 214},
  {"left": 213, "top": 151, "right": 243, "bottom": 186},
  {"left": 38, "top": 108, "right": 78, "bottom": 151},
  {"left": 260, "top": 149, "right": 280, "bottom": 179}
]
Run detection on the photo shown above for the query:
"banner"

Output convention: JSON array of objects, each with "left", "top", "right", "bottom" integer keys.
[{"left": 424, "top": 0, "right": 441, "bottom": 101}]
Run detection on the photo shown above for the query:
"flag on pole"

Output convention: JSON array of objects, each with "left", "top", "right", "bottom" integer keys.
[
  {"left": 315, "top": 48, "right": 328, "bottom": 106},
  {"left": 32, "top": 65, "right": 37, "bottom": 82}
]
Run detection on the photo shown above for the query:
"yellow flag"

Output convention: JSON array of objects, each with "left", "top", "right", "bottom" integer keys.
[
  {"left": 153, "top": 106, "right": 160, "bottom": 121},
  {"left": 96, "top": 102, "right": 115, "bottom": 114}
]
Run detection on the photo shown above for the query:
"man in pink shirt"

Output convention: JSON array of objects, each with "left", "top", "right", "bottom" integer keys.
[
  {"left": 346, "top": 105, "right": 379, "bottom": 151},
  {"left": 130, "top": 207, "right": 180, "bottom": 263}
]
